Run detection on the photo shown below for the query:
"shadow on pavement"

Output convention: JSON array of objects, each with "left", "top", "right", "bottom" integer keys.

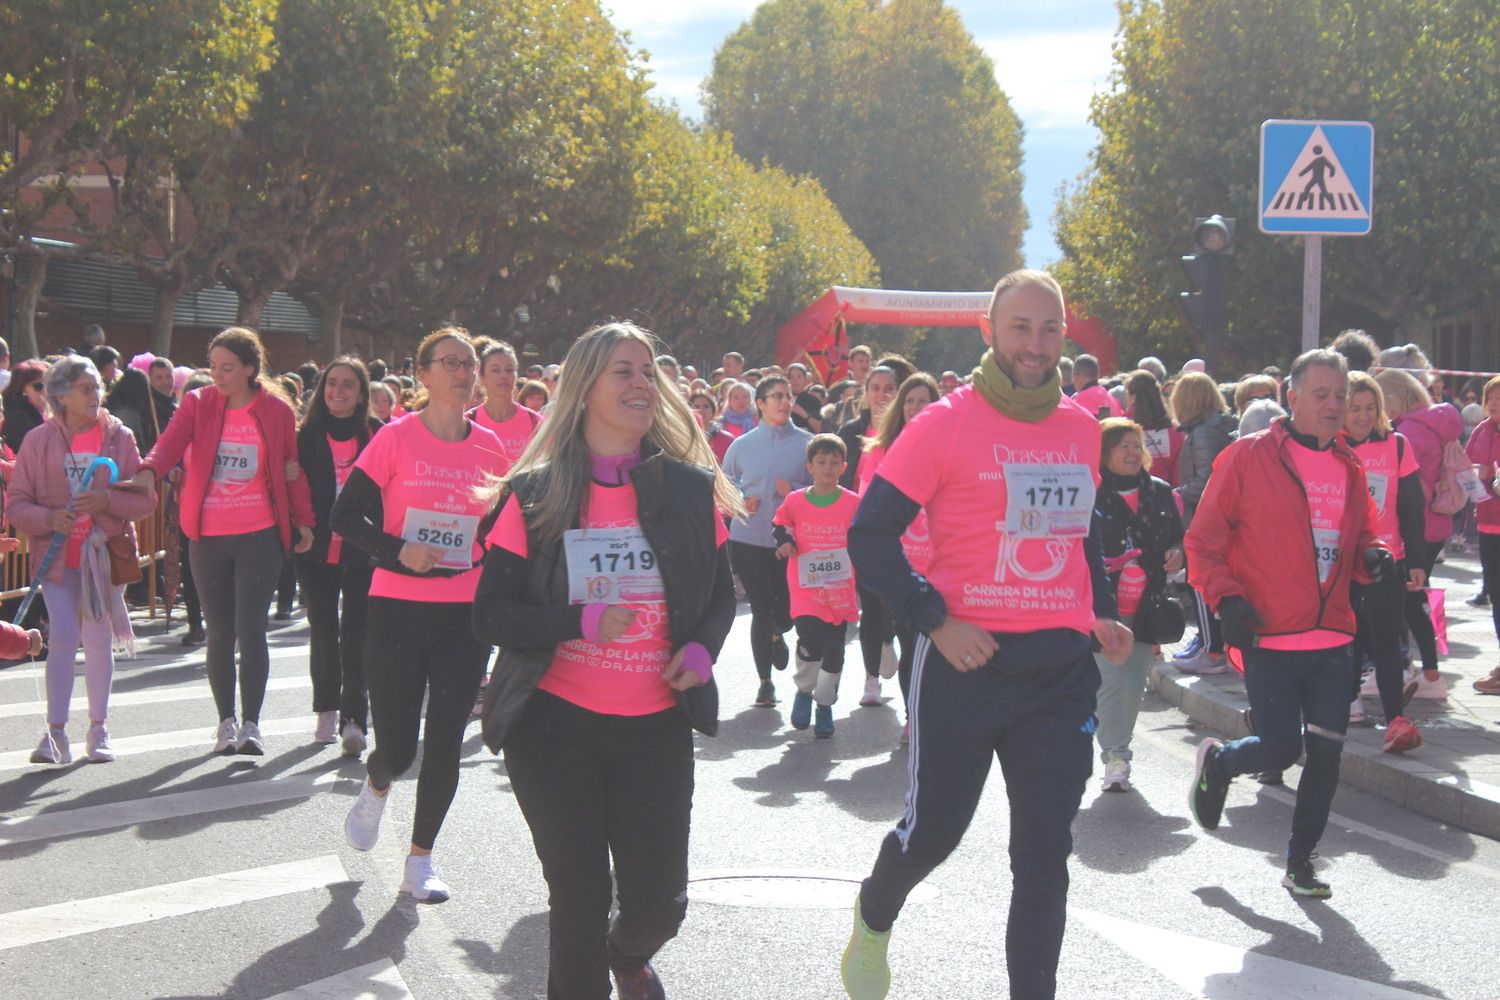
[
  {"left": 1071, "top": 784, "right": 1196, "bottom": 875},
  {"left": 158, "top": 881, "right": 420, "bottom": 1000},
  {"left": 1191, "top": 885, "right": 1446, "bottom": 997},
  {"left": 455, "top": 908, "right": 550, "bottom": 999}
]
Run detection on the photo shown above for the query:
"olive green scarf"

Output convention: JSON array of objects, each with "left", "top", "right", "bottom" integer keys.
[{"left": 970, "top": 349, "right": 1063, "bottom": 423}]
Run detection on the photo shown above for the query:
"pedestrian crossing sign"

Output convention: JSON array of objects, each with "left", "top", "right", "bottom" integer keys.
[{"left": 1259, "top": 119, "right": 1374, "bottom": 236}]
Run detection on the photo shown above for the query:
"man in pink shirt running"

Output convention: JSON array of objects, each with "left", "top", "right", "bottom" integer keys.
[{"left": 839, "top": 269, "right": 1132, "bottom": 1000}]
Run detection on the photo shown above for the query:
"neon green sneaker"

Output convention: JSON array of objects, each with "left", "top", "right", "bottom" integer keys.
[{"left": 841, "top": 897, "right": 891, "bottom": 999}]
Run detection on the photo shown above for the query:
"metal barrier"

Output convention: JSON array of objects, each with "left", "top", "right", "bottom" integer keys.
[{"left": 1, "top": 487, "right": 171, "bottom": 615}]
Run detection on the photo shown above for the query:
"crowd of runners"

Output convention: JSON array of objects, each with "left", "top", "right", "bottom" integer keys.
[{"left": 5, "top": 270, "right": 1499, "bottom": 999}]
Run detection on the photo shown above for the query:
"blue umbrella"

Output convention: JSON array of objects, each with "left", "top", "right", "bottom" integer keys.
[{"left": 14, "top": 455, "right": 119, "bottom": 624}]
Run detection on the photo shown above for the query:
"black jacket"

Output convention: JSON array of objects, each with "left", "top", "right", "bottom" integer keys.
[
  {"left": 837, "top": 412, "right": 873, "bottom": 491},
  {"left": 473, "top": 449, "right": 735, "bottom": 750},
  {"left": 1094, "top": 470, "right": 1185, "bottom": 605},
  {"left": 3, "top": 397, "right": 44, "bottom": 455},
  {"left": 296, "top": 414, "right": 383, "bottom": 566}
]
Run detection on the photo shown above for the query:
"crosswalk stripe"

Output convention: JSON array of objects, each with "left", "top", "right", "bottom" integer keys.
[
  {"left": 262, "top": 959, "right": 413, "bottom": 1000},
  {"left": 0, "top": 645, "right": 309, "bottom": 684},
  {"left": 0, "top": 769, "right": 343, "bottom": 846},
  {"left": 0, "top": 715, "right": 320, "bottom": 773},
  {"left": 1073, "top": 907, "right": 1433, "bottom": 998},
  {"left": 0, "top": 673, "right": 310, "bottom": 719},
  {"left": 0, "top": 855, "right": 348, "bottom": 951}
]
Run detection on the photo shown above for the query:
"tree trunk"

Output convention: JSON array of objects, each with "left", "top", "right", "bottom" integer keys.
[
  {"left": 235, "top": 286, "right": 273, "bottom": 329},
  {"left": 150, "top": 284, "right": 184, "bottom": 357},
  {"left": 320, "top": 294, "right": 345, "bottom": 361},
  {"left": 15, "top": 249, "right": 48, "bottom": 360}
]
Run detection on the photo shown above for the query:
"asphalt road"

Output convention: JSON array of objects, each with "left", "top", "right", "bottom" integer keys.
[{"left": 2, "top": 608, "right": 1497, "bottom": 999}]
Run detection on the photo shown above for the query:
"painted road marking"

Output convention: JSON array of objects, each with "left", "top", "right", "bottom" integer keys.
[
  {"left": 0, "top": 673, "right": 309, "bottom": 719},
  {"left": 262, "top": 959, "right": 413, "bottom": 1000},
  {"left": 0, "top": 715, "right": 319, "bottom": 773},
  {"left": 0, "top": 769, "right": 342, "bottom": 846},
  {"left": 1074, "top": 907, "right": 1431, "bottom": 998},
  {"left": 0, "top": 855, "right": 348, "bottom": 951}
]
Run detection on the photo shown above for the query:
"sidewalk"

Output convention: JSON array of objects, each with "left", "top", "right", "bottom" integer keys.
[{"left": 1152, "top": 548, "right": 1500, "bottom": 841}]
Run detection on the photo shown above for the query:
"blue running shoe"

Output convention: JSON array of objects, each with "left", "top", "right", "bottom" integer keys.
[
  {"left": 814, "top": 704, "right": 834, "bottom": 738},
  {"left": 791, "top": 691, "right": 813, "bottom": 730}
]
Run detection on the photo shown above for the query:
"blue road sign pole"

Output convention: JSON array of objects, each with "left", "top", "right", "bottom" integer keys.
[{"left": 1302, "top": 235, "right": 1322, "bottom": 354}]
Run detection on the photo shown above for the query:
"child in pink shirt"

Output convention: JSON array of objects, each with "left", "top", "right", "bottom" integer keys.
[{"left": 772, "top": 434, "right": 860, "bottom": 737}]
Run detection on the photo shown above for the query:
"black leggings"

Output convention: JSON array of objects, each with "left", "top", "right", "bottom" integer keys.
[
  {"left": 729, "top": 541, "right": 791, "bottom": 680},
  {"left": 1352, "top": 567, "right": 1409, "bottom": 722},
  {"left": 857, "top": 583, "right": 894, "bottom": 678},
  {"left": 1481, "top": 533, "right": 1500, "bottom": 639},
  {"left": 1403, "top": 546, "right": 1442, "bottom": 673},
  {"left": 505, "top": 691, "right": 694, "bottom": 999},
  {"left": 190, "top": 527, "right": 283, "bottom": 724},
  {"left": 296, "top": 559, "right": 372, "bottom": 729},
  {"left": 364, "top": 596, "right": 487, "bottom": 850}
]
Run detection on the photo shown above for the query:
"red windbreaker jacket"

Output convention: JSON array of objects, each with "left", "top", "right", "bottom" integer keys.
[
  {"left": 1185, "top": 419, "right": 1382, "bottom": 641},
  {"left": 142, "top": 385, "right": 313, "bottom": 552}
]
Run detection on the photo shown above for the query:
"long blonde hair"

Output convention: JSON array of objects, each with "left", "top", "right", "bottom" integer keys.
[{"left": 501, "top": 322, "right": 745, "bottom": 542}]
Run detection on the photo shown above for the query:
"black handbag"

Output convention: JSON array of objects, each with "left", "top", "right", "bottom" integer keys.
[{"left": 1132, "top": 590, "right": 1186, "bottom": 645}]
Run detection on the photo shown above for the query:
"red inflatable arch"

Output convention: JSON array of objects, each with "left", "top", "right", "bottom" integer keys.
[{"left": 775, "top": 286, "right": 1117, "bottom": 383}]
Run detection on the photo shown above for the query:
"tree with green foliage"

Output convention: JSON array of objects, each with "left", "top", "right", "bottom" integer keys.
[
  {"left": 330, "top": 0, "right": 650, "bottom": 356},
  {"left": 704, "top": 0, "right": 1025, "bottom": 296},
  {"left": 0, "top": 0, "right": 276, "bottom": 357},
  {"left": 522, "top": 106, "right": 877, "bottom": 364},
  {"left": 1055, "top": 0, "right": 1500, "bottom": 371}
]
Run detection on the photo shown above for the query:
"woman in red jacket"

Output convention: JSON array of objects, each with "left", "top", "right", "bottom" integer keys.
[{"left": 129, "top": 328, "right": 314, "bottom": 755}]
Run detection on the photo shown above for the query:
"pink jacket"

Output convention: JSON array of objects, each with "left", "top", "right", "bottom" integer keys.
[
  {"left": 142, "top": 385, "right": 313, "bottom": 552},
  {"left": 6, "top": 411, "right": 158, "bottom": 585},
  {"left": 1394, "top": 402, "right": 1464, "bottom": 543},
  {"left": 1466, "top": 417, "right": 1500, "bottom": 532}
]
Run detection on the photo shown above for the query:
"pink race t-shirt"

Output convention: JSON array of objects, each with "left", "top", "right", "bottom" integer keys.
[
  {"left": 1348, "top": 432, "right": 1419, "bottom": 558},
  {"left": 356, "top": 412, "right": 508, "bottom": 603},
  {"left": 1260, "top": 443, "right": 1352, "bottom": 651},
  {"left": 471, "top": 404, "right": 540, "bottom": 471},
  {"left": 487, "top": 480, "right": 731, "bottom": 716},
  {"left": 200, "top": 405, "right": 275, "bottom": 537},
  {"left": 64, "top": 424, "right": 104, "bottom": 569},
  {"left": 325, "top": 435, "right": 360, "bottom": 564},
  {"left": 859, "top": 442, "right": 932, "bottom": 575},
  {"left": 875, "top": 386, "right": 1102, "bottom": 635},
  {"left": 773, "top": 487, "right": 860, "bottom": 624},
  {"left": 1074, "top": 384, "right": 1123, "bottom": 419}
]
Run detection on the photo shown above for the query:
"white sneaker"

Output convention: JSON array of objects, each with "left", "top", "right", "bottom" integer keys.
[
  {"left": 1412, "top": 672, "right": 1448, "bottom": 700},
  {"left": 29, "top": 728, "right": 71, "bottom": 765},
  {"left": 340, "top": 721, "right": 367, "bottom": 757},
  {"left": 1359, "top": 671, "right": 1380, "bottom": 697},
  {"left": 213, "top": 717, "right": 239, "bottom": 754},
  {"left": 1102, "top": 758, "right": 1131, "bottom": 792},
  {"left": 879, "top": 642, "right": 898, "bottom": 679},
  {"left": 400, "top": 854, "right": 451, "bottom": 903},
  {"left": 345, "top": 781, "right": 388, "bottom": 851},
  {"left": 86, "top": 723, "right": 115, "bottom": 762},
  {"left": 859, "top": 675, "right": 883, "bottom": 706},
  {"left": 1348, "top": 698, "right": 1367, "bottom": 725},
  {"left": 1174, "top": 648, "right": 1228, "bottom": 675},
  {"left": 236, "top": 720, "right": 265, "bottom": 755},
  {"left": 313, "top": 710, "right": 339, "bottom": 745}
]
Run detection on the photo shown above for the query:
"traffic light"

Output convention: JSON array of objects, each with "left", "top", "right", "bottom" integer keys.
[{"left": 1179, "top": 215, "right": 1234, "bottom": 337}]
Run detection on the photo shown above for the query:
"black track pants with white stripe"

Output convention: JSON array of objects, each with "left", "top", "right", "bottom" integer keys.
[{"left": 858, "top": 627, "right": 1098, "bottom": 1000}]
